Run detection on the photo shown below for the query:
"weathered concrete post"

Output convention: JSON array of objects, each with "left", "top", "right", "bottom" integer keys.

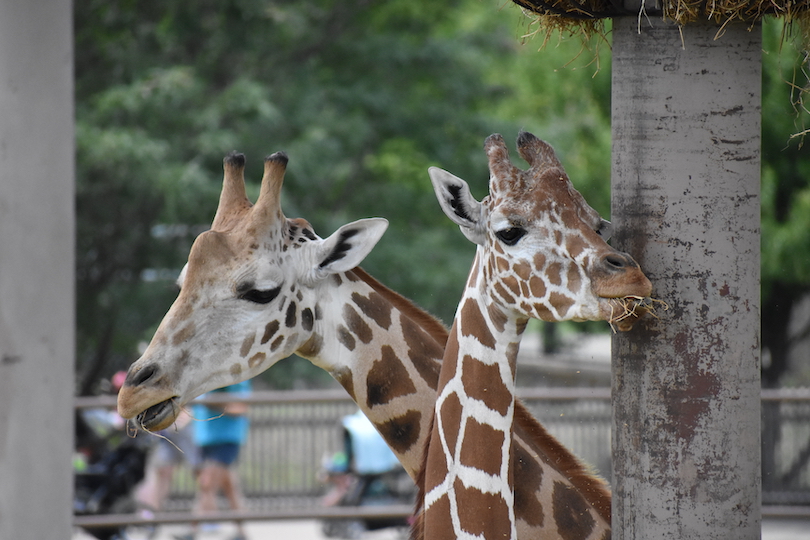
[
  {"left": 0, "top": 1, "right": 75, "bottom": 538},
  {"left": 610, "top": 18, "right": 762, "bottom": 539}
]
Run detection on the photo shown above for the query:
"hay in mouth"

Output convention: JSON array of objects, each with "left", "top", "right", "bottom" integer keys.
[
  {"left": 608, "top": 295, "right": 668, "bottom": 332},
  {"left": 136, "top": 397, "right": 180, "bottom": 432}
]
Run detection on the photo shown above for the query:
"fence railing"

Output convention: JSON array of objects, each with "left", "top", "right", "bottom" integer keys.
[{"left": 74, "top": 387, "right": 810, "bottom": 529}]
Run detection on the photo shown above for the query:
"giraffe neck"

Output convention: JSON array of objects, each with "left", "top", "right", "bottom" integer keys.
[
  {"left": 296, "top": 267, "right": 445, "bottom": 478},
  {"left": 289, "top": 266, "right": 610, "bottom": 539},
  {"left": 422, "top": 253, "right": 526, "bottom": 540}
]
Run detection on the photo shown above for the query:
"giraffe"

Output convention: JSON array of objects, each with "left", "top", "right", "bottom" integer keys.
[
  {"left": 118, "top": 149, "right": 616, "bottom": 537},
  {"left": 418, "top": 132, "right": 653, "bottom": 540}
]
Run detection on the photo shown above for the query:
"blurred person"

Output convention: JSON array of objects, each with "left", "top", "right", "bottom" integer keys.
[
  {"left": 174, "top": 380, "right": 251, "bottom": 540},
  {"left": 136, "top": 410, "right": 201, "bottom": 518}
]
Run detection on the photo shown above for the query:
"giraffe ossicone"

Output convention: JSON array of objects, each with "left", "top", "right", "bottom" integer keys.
[{"left": 419, "top": 132, "right": 653, "bottom": 540}]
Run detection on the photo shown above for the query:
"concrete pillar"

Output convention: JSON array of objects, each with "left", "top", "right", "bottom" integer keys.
[
  {"left": 0, "top": 1, "right": 75, "bottom": 538},
  {"left": 610, "top": 18, "right": 761, "bottom": 539}
]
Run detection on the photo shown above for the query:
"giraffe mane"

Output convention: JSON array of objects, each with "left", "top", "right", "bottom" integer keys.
[
  {"left": 512, "top": 401, "right": 612, "bottom": 524},
  {"left": 410, "top": 391, "right": 612, "bottom": 539},
  {"left": 348, "top": 266, "right": 449, "bottom": 348}
]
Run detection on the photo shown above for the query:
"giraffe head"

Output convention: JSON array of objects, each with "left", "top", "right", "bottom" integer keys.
[
  {"left": 430, "top": 131, "right": 652, "bottom": 328},
  {"left": 117, "top": 151, "right": 388, "bottom": 431}
]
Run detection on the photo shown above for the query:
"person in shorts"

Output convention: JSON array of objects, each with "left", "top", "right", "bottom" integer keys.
[{"left": 176, "top": 380, "right": 251, "bottom": 540}]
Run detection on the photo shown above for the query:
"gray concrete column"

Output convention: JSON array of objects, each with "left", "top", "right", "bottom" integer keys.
[
  {"left": 610, "top": 18, "right": 761, "bottom": 539},
  {"left": 0, "top": 1, "right": 75, "bottom": 538}
]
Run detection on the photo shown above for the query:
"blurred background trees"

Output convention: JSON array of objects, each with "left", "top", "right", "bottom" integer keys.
[{"left": 74, "top": 0, "right": 808, "bottom": 393}]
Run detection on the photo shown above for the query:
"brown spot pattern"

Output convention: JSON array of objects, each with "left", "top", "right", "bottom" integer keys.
[
  {"left": 365, "top": 345, "right": 417, "bottom": 408},
  {"left": 351, "top": 291, "right": 392, "bottom": 329},
  {"left": 502, "top": 275, "right": 521, "bottom": 297},
  {"left": 374, "top": 409, "right": 421, "bottom": 454},
  {"left": 565, "top": 236, "right": 586, "bottom": 259},
  {"left": 438, "top": 392, "right": 463, "bottom": 455},
  {"left": 400, "top": 316, "right": 442, "bottom": 389},
  {"left": 301, "top": 308, "right": 314, "bottom": 332},
  {"left": 493, "top": 281, "right": 515, "bottom": 305},
  {"left": 549, "top": 292, "right": 575, "bottom": 318},
  {"left": 553, "top": 481, "right": 596, "bottom": 540},
  {"left": 534, "top": 252, "right": 546, "bottom": 270},
  {"left": 285, "top": 301, "right": 297, "bottom": 328},
  {"left": 332, "top": 367, "right": 356, "bottom": 401},
  {"left": 297, "top": 333, "right": 322, "bottom": 357},
  {"left": 514, "top": 261, "right": 531, "bottom": 280},
  {"left": 344, "top": 304, "right": 373, "bottom": 344},
  {"left": 261, "top": 320, "right": 280, "bottom": 345},
  {"left": 423, "top": 491, "right": 456, "bottom": 540},
  {"left": 547, "top": 262, "right": 562, "bottom": 286},
  {"left": 566, "top": 264, "right": 582, "bottom": 294},
  {"left": 425, "top": 423, "right": 450, "bottom": 491},
  {"left": 455, "top": 479, "right": 511, "bottom": 539},
  {"left": 458, "top": 417, "right": 505, "bottom": 477},
  {"left": 532, "top": 302, "right": 556, "bottom": 321},
  {"left": 230, "top": 363, "right": 243, "bottom": 377},
  {"left": 248, "top": 352, "right": 266, "bottom": 369},
  {"left": 240, "top": 332, "right": 255, "bottom": 357},
  {"left": 512, "top": 443, "right": 545, "bottom": 527},
  {"left": 459, "top": 298, "right": 495, "bottom": 349},
  {"left": 172, "top": 323, "right": 196, "bottom": 346},
  {"left": 337, "top": 325, "right": 356, "bottom": 351},
  {"left": 529, "top": 276, "right": 547, "bottom": 299},
  {"left": 461, "top": 355, "right": 512, "bottom": 416},
  {"left": 270, "top": 335, "right": 284, "bottom": 352},
  {"left": 487, "top": 303, "right": 507, "bottom": 333}
]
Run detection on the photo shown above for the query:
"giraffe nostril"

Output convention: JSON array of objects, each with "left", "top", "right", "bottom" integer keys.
[
  {"left": 603, "top": 252, "right": 637, "bottom": 272},
  {"left": 126, "top": 364, "right": 159, "bottom": 387}
]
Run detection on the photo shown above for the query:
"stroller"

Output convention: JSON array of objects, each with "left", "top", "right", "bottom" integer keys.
[
  {"left": 74, "top": 408, "right": 149, "bottom": 540},
  {"left": 321, "top": 411, "right": 415, "bottom": 539}
]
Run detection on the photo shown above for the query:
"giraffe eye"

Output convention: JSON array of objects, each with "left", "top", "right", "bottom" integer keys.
[
  {"left": 495, "top": 227, "right": 527, "bottom": 246},
  {"left": 239, "top": 286, "right": 282, "bottom": 305}
]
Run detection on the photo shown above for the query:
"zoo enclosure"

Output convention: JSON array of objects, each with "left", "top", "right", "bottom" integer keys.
[{"left": 74, "top": 387, "right": 810, "bottom": 528}]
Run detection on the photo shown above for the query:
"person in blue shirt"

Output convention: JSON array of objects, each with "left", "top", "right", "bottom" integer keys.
[{"left": 176, "top": 380, "right": 251, "bottom": 540}]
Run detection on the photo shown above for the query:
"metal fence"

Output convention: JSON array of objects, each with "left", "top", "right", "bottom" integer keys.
[{"left": 74, "top": 387, "right": 810, "bottom": 526}]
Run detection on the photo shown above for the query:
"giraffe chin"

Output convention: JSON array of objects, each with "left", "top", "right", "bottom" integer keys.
[{"left": 135, "top": 398, "right": 181, "bottom": 432}]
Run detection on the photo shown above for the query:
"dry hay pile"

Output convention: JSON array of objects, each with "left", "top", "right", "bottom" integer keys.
[
  {"left": 511, "top": 0, "right": 810, "bottom": 142},
  {"left": 511, "top": 0, "right": 810, "bottom": 27}
]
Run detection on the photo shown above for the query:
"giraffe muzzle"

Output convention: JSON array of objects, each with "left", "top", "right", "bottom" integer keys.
[
  {"left": 135, "top": 397, "right": 181, "bottom": 432},
  {"left": 594, "top": 251, "right": 652, "bottom": 300},
  {"left": 118, "top": 362, "right": 181, "bottom": 431}
]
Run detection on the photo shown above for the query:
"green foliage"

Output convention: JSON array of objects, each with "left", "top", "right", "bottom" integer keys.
[
  {"left": 761, "top": 18, "right": 810, "bottom": 292},
  {"left": 78, "top": 2, "right": 809, "bottom": 390},
  {"left": 75, "top": 0, "right": 624, "bottom": 392}
]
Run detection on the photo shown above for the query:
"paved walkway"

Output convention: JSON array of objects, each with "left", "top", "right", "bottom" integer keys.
[{"left": 75, "top": 517, "right": 809, "bottom": 540}]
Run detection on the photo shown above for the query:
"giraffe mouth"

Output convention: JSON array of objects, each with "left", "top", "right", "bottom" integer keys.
[
  {"left": 606, "top": 296, "right": 668, "bottom": 332},
  {"left": 136, "top": 397, "right": 180, "bottom": 432}
]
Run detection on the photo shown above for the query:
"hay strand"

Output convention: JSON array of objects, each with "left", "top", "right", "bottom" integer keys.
[{"left": 608, "top": 295, "right": 670, "bottom": 332}]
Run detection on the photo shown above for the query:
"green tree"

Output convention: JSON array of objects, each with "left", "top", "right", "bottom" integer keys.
[
  {"left": 74, "top": 0, "right": 620, "bottom": 392},
  {"left": 75, "top": 1, "right": 808, "bottom": 392},
  {"left": 761, "top": 19, "right": 810, "bottom": 387}
]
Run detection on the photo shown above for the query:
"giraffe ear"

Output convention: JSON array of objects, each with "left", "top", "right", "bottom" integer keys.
[
  {"left": 312, "top": 218, "right": 389, "bottom": 277},
  {"left": 428, "top": 167, "right": 486, "bottom": 245}
]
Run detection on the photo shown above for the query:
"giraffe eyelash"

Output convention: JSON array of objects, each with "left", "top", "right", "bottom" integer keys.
[
  {"left": 495, "top": 227, "right": 527, "bottom": 246},
  {"left": 239, "top": 285, "right": 282, "bottom": 305}
]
